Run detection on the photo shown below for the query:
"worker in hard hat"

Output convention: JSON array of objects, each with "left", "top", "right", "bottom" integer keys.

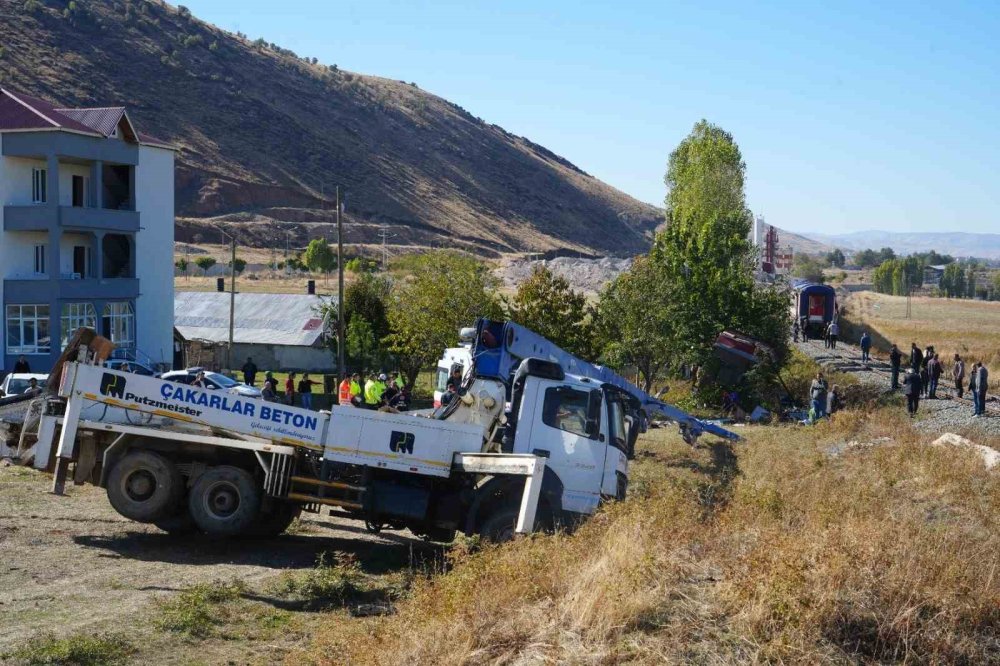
[{"left": 338, "top": 373, "right": 355, "bottom": 407}]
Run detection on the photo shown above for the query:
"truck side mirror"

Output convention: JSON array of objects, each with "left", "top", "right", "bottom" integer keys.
[{"left": 585, "top": 419, "right": 599, "bottom": 438}]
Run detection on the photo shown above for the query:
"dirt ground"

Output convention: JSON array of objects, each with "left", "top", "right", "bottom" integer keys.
[{"left": 0, "top": 464, "right": 438, "bottom": 664}]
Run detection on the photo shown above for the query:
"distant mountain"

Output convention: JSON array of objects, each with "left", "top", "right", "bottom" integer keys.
[
  {"left": 802, "top": 231, "right": 1000, "bottom": 259},
  {"left": 0, "top": 0, "right": 661, "bottom": 257},
  {"left": 770, "top": 226, "right": 837, "bottom": 256}
]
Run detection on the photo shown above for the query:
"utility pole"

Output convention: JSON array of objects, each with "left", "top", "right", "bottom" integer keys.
[
  {"left": 377, "top": 225, "right": 393, "bottom": 270},
  {"left": 336, "top": 186, "right": 345, "bottom": 378},
  {"left": 228, "top": 233, "right": 236, "bottom": 372},
  {"left": 904, "top": 273, "right": 911, "bottom": 319}
]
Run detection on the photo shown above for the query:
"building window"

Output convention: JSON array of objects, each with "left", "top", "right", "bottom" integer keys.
[
  {"left": 61, "top": 303, "right": 97, "bottom": 349},
  {"left": 32, "top": 168, "right": 47, "bottom": 203},
  {"left": 33, "top": 244, "right": 46, "bottom": 275},
  {"left": 6, "top": 305, "right": 51, "bottom": 355},
  {"left": 102, "top": 302, "right": 135, "bottom": 349}
]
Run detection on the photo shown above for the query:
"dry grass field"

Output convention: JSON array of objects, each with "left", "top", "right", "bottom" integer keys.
[
  {"left": 845, "top": 291, "right": 1000, "bottom": 377},
  {"left": 304, "top": 409, "right": 1000, "bottom": 664}
]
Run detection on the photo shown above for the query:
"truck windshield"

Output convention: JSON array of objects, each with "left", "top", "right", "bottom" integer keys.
[{"left": 607, "top": 398, "right": 627, "bottom": 452}]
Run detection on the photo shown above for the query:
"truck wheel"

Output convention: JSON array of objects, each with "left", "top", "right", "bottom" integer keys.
[
  {"left": 248, "top": 502, "right": 301, "bottom": 538},
  {"left": 107, "top": 451, "right": 183, "bottom": 523},
  {"left": 478, "top": 506, "right": 520, "bottom": 543},
  {"left": 188, "top": 466, "right": 261, "bottom": 537},
  {"left": 154, "top": 505, "right": 197, "bottom": 535}
]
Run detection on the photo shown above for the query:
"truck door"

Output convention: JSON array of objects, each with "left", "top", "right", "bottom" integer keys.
[
  {"left": 516, "top": 379, "right": 608, "bottom": 516},
  {"left": 601, "top": 393, "right": 630, "bottom": 500}
]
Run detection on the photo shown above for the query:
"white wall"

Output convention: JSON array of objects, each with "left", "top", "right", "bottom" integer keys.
[
  {"left": 134, "top": 145, "right": 174, "bottom": 366},
  {"left": 1, "top": 230, "right": 48, "bottom": 279},
  {"left": 58, "top": 163, "right": 93, "bottom": 207},
  {"left": 1, "top": 155, "right": 44, "bottom": 207}
]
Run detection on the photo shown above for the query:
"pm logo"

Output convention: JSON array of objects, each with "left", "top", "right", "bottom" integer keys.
[
  {"left": 99, "top": 372, "right": 126, "bottom": 399},
  {"left": 389, "top": 431, "right": 415, "bottom": 454}
]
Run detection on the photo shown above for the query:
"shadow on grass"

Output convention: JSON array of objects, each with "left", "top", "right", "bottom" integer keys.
[{"left": 74, "top": 525, "right": 440, "bottom": 576}]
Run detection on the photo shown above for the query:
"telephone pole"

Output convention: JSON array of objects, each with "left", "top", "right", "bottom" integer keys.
[
  {"left": 336, "top": 186, "right": 345, "bottom": 378},
  {"left": 377, "top": 225, "right": 393, "bottom": 270}
]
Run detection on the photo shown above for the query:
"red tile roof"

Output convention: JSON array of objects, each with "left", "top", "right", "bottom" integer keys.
[
  {"left": 0, "top": 89, "right": 102, "bottom": 135},
  {"left": 0, "top": 88, "right": 176, "bottom": 150}
]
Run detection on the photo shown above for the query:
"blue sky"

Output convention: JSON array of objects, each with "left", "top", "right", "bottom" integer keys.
[{"left": 181, "top": 1, "right": 1000, "bottom": 235}]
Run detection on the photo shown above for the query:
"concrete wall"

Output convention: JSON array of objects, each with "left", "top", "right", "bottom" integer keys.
[
  {"left": 1, "top": 155, "right": 44, "bottom": 207},
  {"left": 133, "top": 145, "right": 174, "bottom": 367},
  {"left": 186, "top": 341, "right": 336, "bottom": 373}
]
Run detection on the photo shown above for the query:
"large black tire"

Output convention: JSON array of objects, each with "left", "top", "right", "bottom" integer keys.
[
  {"left": 247, "top": 502, "right": 301, "bottom": 538},
  {"left": 188, "top": 466, "right": 261, "bottom": 537},
  {"left": 478, "top": 506, "right": 521, "bottom": 543},
  {"left": 107, "top": 451, "right": 183, "bottom": 523}
]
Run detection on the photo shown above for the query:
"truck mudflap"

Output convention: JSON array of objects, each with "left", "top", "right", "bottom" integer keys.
[{"left": 453, "top": 452, "right": 546, "bottom": 535}]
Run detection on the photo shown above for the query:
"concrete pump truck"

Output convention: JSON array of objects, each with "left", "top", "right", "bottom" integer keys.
[{"left": 9, "top": 320, "right": 737, "bottom": 542}]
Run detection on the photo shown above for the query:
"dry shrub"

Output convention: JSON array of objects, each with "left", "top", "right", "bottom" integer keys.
[
  {"left": 718, "top": 410, "right": 1000, "bottom": 663},
  {"left": 300, "top": 408, "right": 999, "bottom": 664}
]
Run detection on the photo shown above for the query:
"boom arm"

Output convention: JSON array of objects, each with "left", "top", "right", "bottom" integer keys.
[{"left": 472, "top": 320, "right": 740, "bottom": 442}]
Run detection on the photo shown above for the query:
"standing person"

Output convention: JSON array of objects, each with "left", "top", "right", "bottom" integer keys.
[
  {"left": 919, "top": 364, "right": 930, "bottom": 398},
  {"left": 909, "top": 343, "right": 923, "bottom": 373},
  {"left": 261, "top": 378, "right": 277, "bottom": 402},
  {"left": 968, "top": 362, "right": 978, "bottom": 411},
  {"left": 889, "top": 344, "right": 902, "bottom": 390},
  {"left": 827, "top": 384, "right": 842, "bottom": 416},
  {"left": 13, "top": 355, "right": 30, "bottom": 373},
  {"left": 285, "top": 372, "right": 296, "bottom": 406},
  {"left": 364, "top": 373, "right": 380, "bottom": 408},
  {"left": 242, "top": 357, "right": 258, "bottom": 386},
  {"left": 800, "top": 317, "right": 808, "bottom": 340},
  {"left": 349, "top": 372, "right": 363, "bottom": 406},
  {"left": 828, "top": 320, "right": 840, "bottom": 349},
  {"left": 262, "top": 371, "right": 277, "bottom": 393},
  {"left": 973, "top": 362, "right": 989, "bottom": 417},
  {"left": 952, "top": 354, "right": 965, "bottom": 398},
  {"left": 927, "top": 353, "right": 942, "bottom": 399},
  {"left": 823, "top": 322, "right": 831, "bottom": 349},
  {"left": 792, "top": 320, "right": 800, "bottom": 343},
  {"left": 903, "top": 369, "right": 921, "bottom": 418},
  {"left": 860, "top": 331, "right": 872, "bottom": 362},
  {"left": 338, "top": 373, "right": 355, "bottom": 406},
  {"left": 810, "top": 372, "right": 828, "bottom": 420},
  {"left": 298, "top": 373, "right": 318, "bottom": 410}
]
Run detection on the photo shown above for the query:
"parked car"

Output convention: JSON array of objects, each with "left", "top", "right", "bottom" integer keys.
[
  {"left": 104, "top": 359, "right": 156, "bottom": 376},
  {"left": 159, "top": 368, "right": 262, "bottom": 398},
  {"left": 0, "top": 373, "right": 49, "bottom": 397}
]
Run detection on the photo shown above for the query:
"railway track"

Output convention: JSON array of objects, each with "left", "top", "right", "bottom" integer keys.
[{"left": 797, "top": 336, "right": 998, "bottom": 416}]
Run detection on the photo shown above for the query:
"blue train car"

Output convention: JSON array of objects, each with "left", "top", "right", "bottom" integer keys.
[{"left": 790, "top": 280, "right": 837, "bottom": 338}]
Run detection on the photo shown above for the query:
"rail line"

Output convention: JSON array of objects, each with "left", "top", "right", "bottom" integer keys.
[{"left": 798, "top": 336, "right": 998, "bottom": 415}]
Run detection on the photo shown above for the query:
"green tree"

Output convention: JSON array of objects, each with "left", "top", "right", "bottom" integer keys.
[
  {"left": 175, "top": 258, "right": 188, "bottom": 277},
  {"left": 593, "top": 257, "right": 673, "bottom": 392},
  {"left": 320, "top": 273, "right": 392, "bottom": 368},
  {"left": 303, "top": 239, "right": 336, "bottom": 274},
  {"left": 825, "top": 248, "right": 846, "bottom": 268},
  {"left": 792, "top": 253, "right": 826, "bottom": 283},
  {"left": 504, "top": 265, "right": 594, "bottom": 357},
  {"left": 194, "top": 256, "right": 216, "bottom": 276},
  {"left": 648, "top": 120, "right": 789, "bottom": 378},
  {"left": 384, "top": 251, "right": 501, "bottom": 388},
  {"left": 228, "top": 257, "right": 247, "bottom": 275},
  {"left": 345, "top": 315, "right": 377, "bottom": 371}
]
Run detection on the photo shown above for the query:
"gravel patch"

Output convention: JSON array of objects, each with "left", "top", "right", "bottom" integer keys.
[{"left": 795, "top": 338, "right": 1000, "bottom": 438}]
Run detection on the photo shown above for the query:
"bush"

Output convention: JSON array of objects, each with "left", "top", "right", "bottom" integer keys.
[
  {"left": 155, "top": 580, "right": 246, "bottom": 637},
  {"left": 23, "top": 0, "right": 42, "bottom": 12},
  {"left": 271, "top": 552, "right": 365, "bottom": 609},
  {"left": 6, "top": 632, "right": 134, "bottom": 666}
]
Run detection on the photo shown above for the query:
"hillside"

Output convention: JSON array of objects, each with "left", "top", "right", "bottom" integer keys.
[
  {"left": 771, "top": 225, "right": 836, "bottom": 256},
  {"left": 0, "top": 0, "right": 661, "bottom": 257},
  {"left": 805, "top": 230, "right": 1000, "bottom": 260}
]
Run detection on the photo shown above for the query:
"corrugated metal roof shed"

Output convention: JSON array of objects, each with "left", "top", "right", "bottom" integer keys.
[
  {"left": 55, "top": 107, "right": 127, "bottom": 137},
  {"left": 174, "top": 292, "right": 334, "bottom": 347}
]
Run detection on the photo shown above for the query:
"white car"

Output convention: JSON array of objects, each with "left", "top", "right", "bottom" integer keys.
[
  {"left": 1, "top": 373, "right": 49, "bottom": 397},
  {"left": 159, "top": 369, "right": 263, "bottom": 399}
]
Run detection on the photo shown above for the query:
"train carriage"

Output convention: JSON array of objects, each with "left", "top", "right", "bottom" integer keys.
[{"left": 791, "top": 280, "right": 837, "bottom": 338}]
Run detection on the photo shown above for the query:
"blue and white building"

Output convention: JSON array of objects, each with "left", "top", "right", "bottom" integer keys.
[{"left": 0, "top": 89, "right": 175, "bottom": 372}]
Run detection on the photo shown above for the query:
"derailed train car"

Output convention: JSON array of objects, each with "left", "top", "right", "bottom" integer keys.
[{"left": 790, "top": 280, "right": 837, "bottom": 338}]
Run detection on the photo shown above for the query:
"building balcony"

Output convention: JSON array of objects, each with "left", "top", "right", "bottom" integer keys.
[
  {"left": 3, "top": 205, "right": 139, "bottom": 233},
  {"left": 3, "top": 277, "right": 139, "bottom": 302}
]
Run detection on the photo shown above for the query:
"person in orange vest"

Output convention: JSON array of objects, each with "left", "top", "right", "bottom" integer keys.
[{"left": 339, "top": 372, "right": 362, "bottom": 406}]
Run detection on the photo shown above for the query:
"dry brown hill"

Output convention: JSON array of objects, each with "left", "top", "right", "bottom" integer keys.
[{"left": 0, "top": 0, "right": 661, "bottom": 257}]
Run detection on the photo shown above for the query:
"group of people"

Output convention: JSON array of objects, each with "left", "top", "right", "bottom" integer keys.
[
  {"left": 808, "top": 372, "right": 842, "bottom": 421},
  {"left": 884, "top": 342, "right": 991, "bottom": 418},
  {"left": 338, "top": 371, "right": 409, "bottom": 410}
]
